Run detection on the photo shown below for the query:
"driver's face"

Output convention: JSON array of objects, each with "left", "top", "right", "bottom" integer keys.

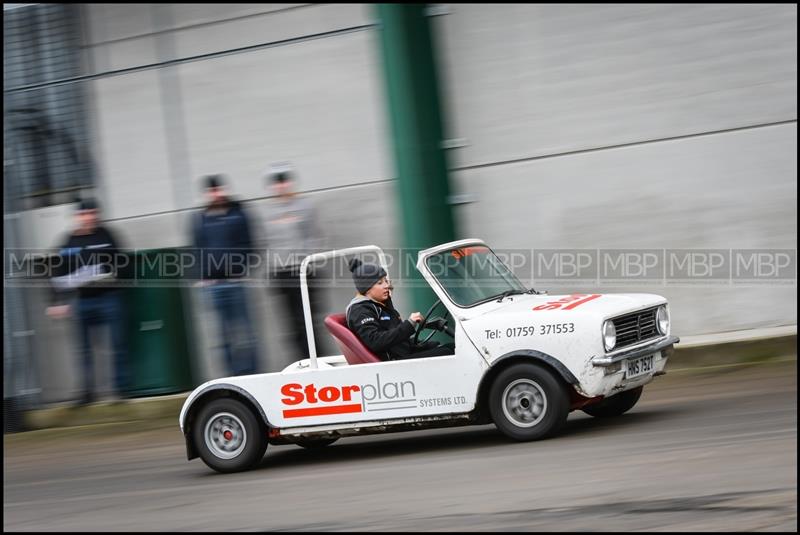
[{"left": 366, "top": 276, "right": 391, "bottom": 303}]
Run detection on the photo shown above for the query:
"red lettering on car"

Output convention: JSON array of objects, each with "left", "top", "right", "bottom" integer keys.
[
  {"left": 341, "top": 385, "right": 360, "bottom": 401},
  {"left": 280, "top": 383, "right": 363, "bottom": 418},
  {"left": 562, "top": 294, "right": 601, "bottom": 310},
  {"left": 281, "top": 383, "right": 304, "bottom": 405},
  {"left": 533, "top": 294, "right": 602, "bottom": 311}
]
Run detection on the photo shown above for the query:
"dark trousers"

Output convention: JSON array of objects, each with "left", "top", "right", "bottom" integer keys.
[
  {"left": 206, "top": 281, "right": 259, "bottom": 376},
  {"left": 77, "top": 291, "right": 130, "bottom": 396},
  {"left": 273, "top": 269, "right": 323, "bottom": 359}
]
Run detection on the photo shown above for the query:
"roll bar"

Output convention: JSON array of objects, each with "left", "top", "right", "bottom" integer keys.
[{"left": 299, "top": 245, "right": 389, "bottom": 368}]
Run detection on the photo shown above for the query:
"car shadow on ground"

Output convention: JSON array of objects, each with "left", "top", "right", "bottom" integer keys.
[
  {"left": 218, "top": 406, "right": 692, "bottom": 475},
  {"left": 561, "top": 405, "right": 692, "bottom": 437}
]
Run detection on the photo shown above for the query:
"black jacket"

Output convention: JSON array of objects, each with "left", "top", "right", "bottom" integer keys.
[
  {"left": 50, "top": 225, "right": 124, "bottom": 304},
  {"left": 346, "top": 296, "right": 417, "bottom": 361}
]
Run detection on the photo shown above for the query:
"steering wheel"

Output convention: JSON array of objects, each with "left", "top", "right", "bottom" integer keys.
[{"left": 412, "top": 298, "right": 454, "bottom": 346}]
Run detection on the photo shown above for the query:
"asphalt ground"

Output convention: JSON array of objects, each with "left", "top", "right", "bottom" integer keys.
[{"left": 3, "top": 357, "right": 796, "bottom": 532}]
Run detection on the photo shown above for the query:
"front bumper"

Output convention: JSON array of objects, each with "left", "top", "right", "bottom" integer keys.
[{"left": 590, "top": 335, "right": 680, "bottom": 367}]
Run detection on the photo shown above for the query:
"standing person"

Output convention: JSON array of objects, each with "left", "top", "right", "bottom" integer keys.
[
  {"left": 192, "top": 174, "right": 260, "bottom": 376},
  {"left": 46, "top": 198, "right": 130, "bottom": 405},
  {"left": 260, "top": 163, "right": 325, "bottom": 359}
]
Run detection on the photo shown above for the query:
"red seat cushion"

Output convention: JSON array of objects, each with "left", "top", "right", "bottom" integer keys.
[{"left": 324, "top": 314, "right": 383, "bottom": 365}]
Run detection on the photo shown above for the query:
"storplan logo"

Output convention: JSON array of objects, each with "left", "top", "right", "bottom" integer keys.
[{"left": 280, "top": 373, "right": 417, "bottom": 418}]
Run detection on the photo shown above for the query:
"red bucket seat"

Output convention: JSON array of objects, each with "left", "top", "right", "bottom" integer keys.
[{"left": 324, "top": 314, "right": 383, "bottom": 365}]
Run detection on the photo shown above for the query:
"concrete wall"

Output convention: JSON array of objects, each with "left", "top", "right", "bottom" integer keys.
[
  {"left": 434, "top": 4, "right": 797, "bottom": 335},
  {"left": 15, "top": 4, "right": 797, "bottom": 403},
  {"left": 80, "top": 3, "right": 391, "bottom": 222}
]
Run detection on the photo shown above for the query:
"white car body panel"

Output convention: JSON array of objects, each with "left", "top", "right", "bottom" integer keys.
[
  {"left": 454, "top": 292, "right": 670, "bottom": 397},
  {"left": 180, "top": 324, "right": 487, "bottom": 433}
]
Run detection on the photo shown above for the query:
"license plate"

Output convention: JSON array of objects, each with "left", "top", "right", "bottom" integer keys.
[{"left": 625, "top": 354, "right": 654, "bottom": 379}]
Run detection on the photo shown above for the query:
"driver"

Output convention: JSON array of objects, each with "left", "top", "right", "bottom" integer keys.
[{"left": 346, "top": 258, "right": 454, "bottom": 360}]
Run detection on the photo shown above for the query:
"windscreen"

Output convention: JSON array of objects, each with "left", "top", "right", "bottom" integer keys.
[{"left": 424, "top": 245, "right": 529, "bottom": 307}]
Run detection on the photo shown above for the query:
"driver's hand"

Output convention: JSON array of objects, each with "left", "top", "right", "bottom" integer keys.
[{"left": 409, "top": 312, "right": 424, "bottom": 324}]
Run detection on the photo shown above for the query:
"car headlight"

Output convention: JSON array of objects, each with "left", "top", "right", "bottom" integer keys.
[
  {"left": 602, "top": 320, "right": 616, "bottom": 352},
  {"left": 657, "top": 305, "right": 670, "bottom": 335}
]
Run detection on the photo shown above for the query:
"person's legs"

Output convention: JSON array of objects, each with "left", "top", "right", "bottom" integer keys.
[
  {"left": 102, "top": 291, "right": 130, "bottom": 397},
  {"left": 76, "top": 297, "right": 98, "bottom": 403},
  {"left": 207, "top": 284, "right": 235, "bottom": 376},
  {"left": 225, "top": 282, "right": 259, "bottom": 375},
  {"left": 275, "top": 270, "right": 308, "bottom": 359}
]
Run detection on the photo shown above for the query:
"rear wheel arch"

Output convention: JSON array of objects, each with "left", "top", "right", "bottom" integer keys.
[{"left": 183, "top": 385, "right": 271, "bottom": 460}]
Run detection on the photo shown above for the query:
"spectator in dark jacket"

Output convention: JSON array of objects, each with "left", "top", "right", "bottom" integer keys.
[
  {"left": 345, "top": 259, "right": 454, "bottom": 360},
  {"left": 46, "top": 197, "right": 130, "bottom": 405},
  {"left": 192, "top": 175, "right": 260, "bottom": 376}
]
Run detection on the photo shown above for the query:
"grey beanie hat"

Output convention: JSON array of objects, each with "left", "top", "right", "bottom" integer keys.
[{"left": 349, "top": 258, "right": 387, "bottom": 294}]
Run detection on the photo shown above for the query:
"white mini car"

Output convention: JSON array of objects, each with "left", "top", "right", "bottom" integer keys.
[{"left": 180, "top": 239, "right": 679, "bottom": 472}]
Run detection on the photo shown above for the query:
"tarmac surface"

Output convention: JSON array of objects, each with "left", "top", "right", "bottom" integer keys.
[{"left": 3, "top": 358, "right": 796, "bottom": 531}]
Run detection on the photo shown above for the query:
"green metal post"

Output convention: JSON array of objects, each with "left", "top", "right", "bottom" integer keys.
[{"left": 375, "top": 4, "right": 456, "bottom": 310}]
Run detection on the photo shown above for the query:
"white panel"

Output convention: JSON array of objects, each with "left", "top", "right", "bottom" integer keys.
[
  {"left": 173, "top": 4, "right": 372, "bottom": 59},
  {"left": 437, "top": 4, "right": 798, "bottom": 168},
  {"left": 168, "top": 4, "right": 307, "bottom": 29},
  {"left": 451, "top": 123, "right": 797, "bottom": 335},
  {"left": 93, "top": 36, "right": 159, "bottom": 73},
  {"left": 85, "top": 4, "right": 157, "bottom": 45},
  {"left": 17, "top": 203, "right": 77, "bottom": 250},
  {"left": 454, "top": 124, "right": 797, "bottom": 249},
  {"left": 177, "top": 30, "right": 392, "bottom": 204},
  {"left": 91, "top": 72, "right": 176, "bottom": 219},
  {"left": 107, "top": 210, "right": 187, "bottom": 250}
]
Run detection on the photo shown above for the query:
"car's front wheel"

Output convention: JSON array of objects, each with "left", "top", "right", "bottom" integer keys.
[
  {"left": 193, "top": 398, "right": 267, "bottom": 473},
  {"left": 582, "top": 386, "right": 643, "bottom": 418},
  {"left": 489, "top": 363, "right": 569, "bottom": 441}
]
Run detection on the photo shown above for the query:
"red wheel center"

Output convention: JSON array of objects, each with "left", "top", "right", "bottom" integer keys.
[{"left": 223, "top": 430, "right": 233, "bottom": 441}]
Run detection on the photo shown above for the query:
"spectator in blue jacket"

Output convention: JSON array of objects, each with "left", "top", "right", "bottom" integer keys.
[{"left": 192, "top": 175, "right": 260, "bottom": 376}]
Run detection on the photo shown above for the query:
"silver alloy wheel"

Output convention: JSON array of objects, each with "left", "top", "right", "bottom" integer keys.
[
  {"left": 204, "top": 412, "right": 248, "bottom": 460},
  {"left": 501, "top": 378, "right": 548, "bottom": 428}
]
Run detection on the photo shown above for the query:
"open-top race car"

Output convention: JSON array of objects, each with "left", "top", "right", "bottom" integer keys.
[{"left": 180, "top": 239, "right": 679, "bottom": 472}]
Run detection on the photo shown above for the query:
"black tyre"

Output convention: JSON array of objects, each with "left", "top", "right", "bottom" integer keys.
[
  {"left": 582, "top": 386, "right": 643, "bottom": 418},
  {"left": 193, "top": 398, "right": 267, "bottom": 473},
  {"left": 489, "top": 363, "right": 569, "bottom": 441},
  {"left": 294, "top": 437, "right": 339, "bottom": 449}
]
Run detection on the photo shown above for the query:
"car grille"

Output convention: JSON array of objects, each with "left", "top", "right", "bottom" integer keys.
[{"left": 612, "top": 307, "right": 660, "bottom": 350}]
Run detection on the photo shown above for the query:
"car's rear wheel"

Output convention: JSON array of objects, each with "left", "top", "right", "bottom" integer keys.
[
  {"left": 193, "top": 398, "right": 267, "bottom": 473},
  {"left": 294, "top": 437, "right": 339, "bottom": 449},
  {"left": 582, "top": 386, "right": 643, "bottom": 418},
  {"left": 489, "top": 363, "right": 569, "bottom": 441}
]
